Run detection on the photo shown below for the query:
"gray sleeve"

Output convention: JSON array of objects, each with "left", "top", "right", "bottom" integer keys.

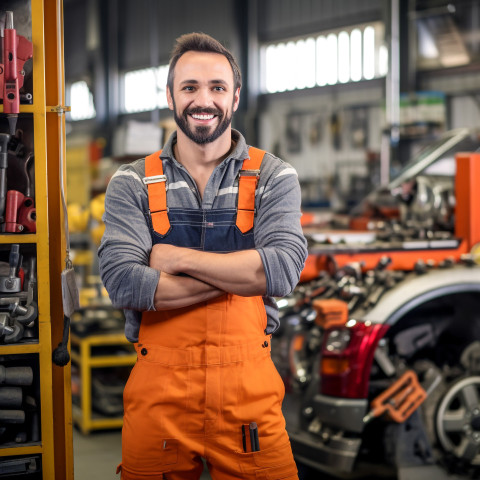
[
  {"left": 255, "top": 162, "right": 308, "bottom": 297},
  {"left": 98, "top": 168, "right": 159, "bottom": 312}
]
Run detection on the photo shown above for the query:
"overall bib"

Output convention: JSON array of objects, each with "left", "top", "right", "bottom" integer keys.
[{"left": 118, "top": 148, "right": 298, "bottom": 480}]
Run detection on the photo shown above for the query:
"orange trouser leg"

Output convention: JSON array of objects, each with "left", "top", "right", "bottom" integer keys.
[
  {"left": 120, "top": 357, "right": 206, "bottom": 478},
  {"left": 205, "top": 354, "right": 299, "bottom": 480},
  {"left": 120, "top": 349, "right": 298, "bottom": 479}
]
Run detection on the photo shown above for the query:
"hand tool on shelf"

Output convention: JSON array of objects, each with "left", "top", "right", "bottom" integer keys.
[
  {"left": 4, "top": 189, "right": 36, "bottom": 232},
  {"left": 0, "top": 313, "right": 14, "bottom": 336},
  {"left": 0, "top": 253, "right": 38, "bottom": 343},
  {"left": 0, "top": 12, "right": 33, "bottom": 100},
  {"left": 0, "top": 133, "right": 8, "bottom": 223},
  {"left": 0, "top": 311, "right": 23, "bottom": 343},
  {"left": 1, "top": 12, "right": 32, "bottom": 136},
  {"left": 3, "top": 152, "right": 36, "bottom": 233},
  {"left": 2, "top": 11, "right": 19, "bottom": 136},
  {"left": 0, "top": 456, "right": 39, "bottom": 475},
  {"left": 0, "top": 386, "right": 22, "bottom": 408},
  {"left": 13, "top": 255, "right": 38, "bottom": 328},
  {"left": 7, "top": 298, "right": 36, "bottom": 326},
  {"left": 0, "top": 409, "right": 25, "bottom": 424},
  {"left": 0, "top": 365, "right": 33, "bottom": 386},
  {"left": 0, "top": 244, "right": 21, "bottom": 292},
  {"left": 0, "top": 298, "right": 36, "bottom": 344}
]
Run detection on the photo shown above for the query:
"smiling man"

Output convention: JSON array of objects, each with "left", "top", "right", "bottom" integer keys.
[{"left": 99, "top": 33, "right": 307, "bottom": 480}]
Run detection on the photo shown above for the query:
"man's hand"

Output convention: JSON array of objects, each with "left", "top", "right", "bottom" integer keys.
[{"left": 150, "top": 244, "right": 187, "bottom": 275}]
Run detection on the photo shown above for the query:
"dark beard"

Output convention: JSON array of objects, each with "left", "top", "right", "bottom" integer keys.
[{"left": 173, "top": 103, "right": 233, "bottom": 145}]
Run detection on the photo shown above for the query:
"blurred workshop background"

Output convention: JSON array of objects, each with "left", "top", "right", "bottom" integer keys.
[{"left": 2, "top": 1, "right": 480, "bottom": 479}]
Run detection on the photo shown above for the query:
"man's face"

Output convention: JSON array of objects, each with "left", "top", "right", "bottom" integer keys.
[{"left": 167, "top": 51, "right": 240, "bottom": 145}]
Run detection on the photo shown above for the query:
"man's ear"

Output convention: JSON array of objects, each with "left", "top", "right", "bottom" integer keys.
[
  {"left": 166, "top": 87, "right": 174, "bottom": 110},
  {"left": 233, "top": 87, "right": 241, "bottom": 112}
]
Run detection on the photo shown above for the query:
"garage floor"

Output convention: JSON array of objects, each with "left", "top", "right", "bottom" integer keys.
[
  {"left": 73, "top": 428, "right": 211, "bottom": 480},
  {"left": 73, "top": 427, "right": 464, "bottom": 480},
  {"left": 73, "top": 428, "right": 310, "bottom": 480}
]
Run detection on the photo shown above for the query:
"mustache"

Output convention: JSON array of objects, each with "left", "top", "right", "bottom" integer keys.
[{"left": 186, "top": 107, "right": 222, "bottom": 116}]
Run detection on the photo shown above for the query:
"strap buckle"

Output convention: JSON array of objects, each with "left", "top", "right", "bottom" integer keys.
[
  {"left": 239, "top": 169, "right": 260, "bottom": 177},
  {"left": 143, "top": 174, "right": 167, "bottom": 185}
]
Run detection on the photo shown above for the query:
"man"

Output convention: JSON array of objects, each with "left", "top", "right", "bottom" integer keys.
[{"left": 99, "top": 32, "right": 307, "bottom": 480}]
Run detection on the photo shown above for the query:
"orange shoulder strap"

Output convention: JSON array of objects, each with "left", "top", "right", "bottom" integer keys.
[
  {"left": 236, "top": 146, "right": 265, "bottom": 233},
  {"left": 144, "top": 150, "right": 170, "bottom": 235}
]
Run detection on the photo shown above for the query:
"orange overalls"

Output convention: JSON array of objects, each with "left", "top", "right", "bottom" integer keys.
[{"left": 118, "top": 148, "right": 299, "bottom": 480}]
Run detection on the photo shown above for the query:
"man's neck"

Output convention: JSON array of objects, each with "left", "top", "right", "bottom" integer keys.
[{"left": 174, "top": 129, "right": 233, "bottom": 173}]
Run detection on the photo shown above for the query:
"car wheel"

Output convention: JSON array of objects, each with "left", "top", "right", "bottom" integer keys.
[{"left": 435, "top": 375, "right": 480, "bottom": 466}]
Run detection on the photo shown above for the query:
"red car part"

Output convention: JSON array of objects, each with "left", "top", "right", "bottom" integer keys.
[{"left": 321, "top": 320, "right": 389, "bottom": 398}]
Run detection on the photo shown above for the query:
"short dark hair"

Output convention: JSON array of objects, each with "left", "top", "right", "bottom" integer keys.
[{"left": 167, "top": 32, "right": 242, "bottom": 92}]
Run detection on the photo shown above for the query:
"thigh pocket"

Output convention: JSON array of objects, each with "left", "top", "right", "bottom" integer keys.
[{"left": 120, "top": 438, "right": 178, "bottom": 478}]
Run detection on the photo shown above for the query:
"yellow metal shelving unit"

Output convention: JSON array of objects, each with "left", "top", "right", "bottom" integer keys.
[
  {"left": 0, "top": 0, "right": 73, "bottom": 478},
  {"left": 70, "top": 332, "right": 136, "bottom": 434}
]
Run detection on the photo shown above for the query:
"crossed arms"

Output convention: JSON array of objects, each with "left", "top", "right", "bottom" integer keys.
[
  {"left": 98, "top": 157, "right": 307, "bottom": 316},
  {"left": 149, "top": 244, "right": 267, "bottom": 310}
]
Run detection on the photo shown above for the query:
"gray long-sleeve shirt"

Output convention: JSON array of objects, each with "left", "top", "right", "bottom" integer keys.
[{"left": 98, "top": 129, "right": 307, "bottom": 342}]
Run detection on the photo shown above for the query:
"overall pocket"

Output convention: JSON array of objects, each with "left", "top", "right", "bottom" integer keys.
[{"left": 236, "top": 441, "right": 298, "bottom": 479}]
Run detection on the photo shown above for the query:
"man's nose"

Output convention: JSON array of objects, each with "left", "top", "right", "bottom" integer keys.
[{"left": 193, "top": 87, "right": 214, "bottom": 107}]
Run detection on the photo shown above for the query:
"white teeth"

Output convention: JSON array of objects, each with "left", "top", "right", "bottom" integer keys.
[{"left": 191, "top": 114, "right": 214, "bottom": 120}]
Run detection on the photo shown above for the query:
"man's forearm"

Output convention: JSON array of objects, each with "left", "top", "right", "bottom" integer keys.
[
  {"left": 153, "top": 272, "right": 224, "bottom": 310},
  {"left": 166, "top": 247, "right": 266, "bottom": 296}
]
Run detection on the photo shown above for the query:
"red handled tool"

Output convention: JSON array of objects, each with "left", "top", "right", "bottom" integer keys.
[
  {"left": 3, "top": 11, "right": 19, "bottom": 135},
  {"left": 4, "top": 190, "right": 35, "bottom": 233},
  {"left": 3, "top": 152, "right": 36, "bottom": 233},
  {"left": 1, "top": 11, "right": 33, "bottom": 135},
  {"left": 0, "top": 133, "right": 9, "bottom": 222}
]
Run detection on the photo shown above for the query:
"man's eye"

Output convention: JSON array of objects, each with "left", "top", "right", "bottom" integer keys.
[
  {"left": 183, "top": 86, "right": 195, "bottom": 91},
  {"left": 214, "top": 86, "right": 225, "bottom": 91}
]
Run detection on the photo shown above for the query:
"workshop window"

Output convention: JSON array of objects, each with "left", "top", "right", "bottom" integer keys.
[
  {"left": 69, "top": 80, "right": 96, "bottom": 121},
  {"left": 122, "top": 65, "right": 169, "bottom": 113},
  {"left": 262, "top": 22, "right": 387, "bottom": 93}
]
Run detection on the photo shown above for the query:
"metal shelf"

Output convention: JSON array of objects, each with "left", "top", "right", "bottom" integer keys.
[
  {"left": 0, "top": 234, "right": 36, "bottom": 244},
  {"left": 0, "top": 343, "right": 40, "bottom": 355},
  {"left": 0, "top": 444, "right": 42, "bottom": 455}
]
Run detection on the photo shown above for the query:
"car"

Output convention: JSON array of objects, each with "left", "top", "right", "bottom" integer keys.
[{"left": 273, "top": 128, "right": 480, "bottom": 479}]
